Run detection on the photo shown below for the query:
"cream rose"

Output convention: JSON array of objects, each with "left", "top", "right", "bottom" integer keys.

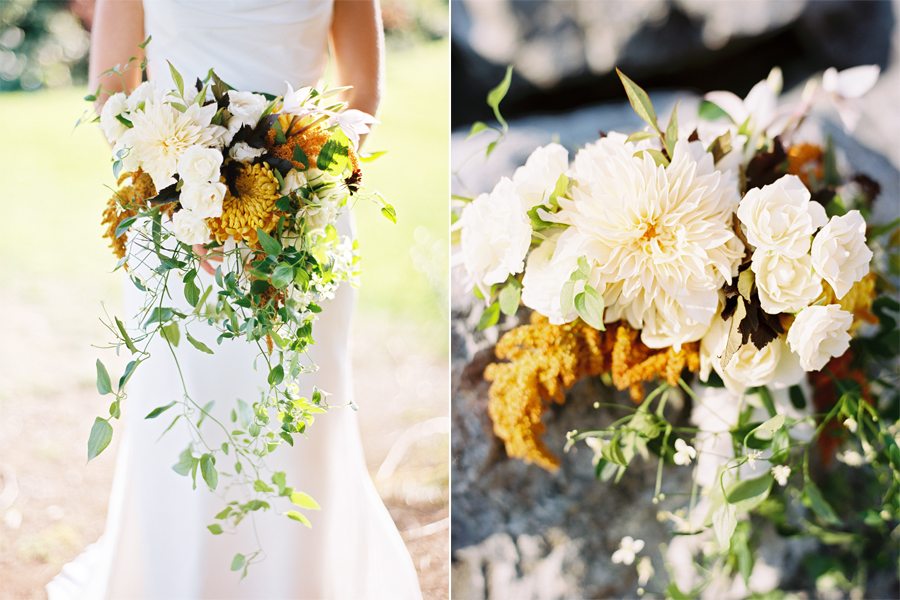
[
  {"left": 700, "top": 314, "right": 804, "bottom": 394},
  {"left": 226, "top": 90, "right": 268, "bottom": 128},
  {"left": 459, "top": 177, "right": 532, "bottom": 292},
  {"left": 737, "top": 175, "right": 827, "bottom": 258},
  {"left": 100, "top": 92, "right": 128, "bottom": 144},
  {"left": 171, "top": 209, "right": 211, "bottom": 245},
  {"left": 520, "top": 229, "right": 585, "bottom": 324},
  {"left": 177, "top": 145, "right": 223, "bottom": 186},
  {"left": 228, "top": 142, "right": 266, "bottom": 163},
  {"left": 811, "top": 210, "right": 872, "bottom": 299},
  {"left": 751, "top": 251, "right": 822, "bottom": 314},
  {"left": 280, "top": 169, "right": 307, "bottom": 195},
  {"left": 179, "top": 181, "right": 226, "bottom": 219},
  {"left": 787, "top": 305, "right": 853, "bottom": 371},
  {"left": 511, "top": 143, "right": 569, "bottom": 208}
]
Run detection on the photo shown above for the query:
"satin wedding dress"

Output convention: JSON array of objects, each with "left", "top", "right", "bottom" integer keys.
[{"left": 47, "top": 1, "right": 421, "bottom": 598}]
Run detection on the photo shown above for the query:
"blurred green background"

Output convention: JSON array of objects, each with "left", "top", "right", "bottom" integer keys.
[{"left": 0, "top": 1, "right": 449, "bottom": 598}]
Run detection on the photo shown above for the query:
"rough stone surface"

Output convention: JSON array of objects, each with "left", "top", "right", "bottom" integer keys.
[{"left": 450, "top": 92, "right": 900, "bottom": 598}]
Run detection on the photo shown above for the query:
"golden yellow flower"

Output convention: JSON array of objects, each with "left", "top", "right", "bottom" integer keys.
[
  {"left": 786, "top": 143, "right": 824, "bottom": 188},
  {"left": 207, "top": 162, "right": 281, "bottom": 246},
  {"left": 818, "top": 272, "right": 878, "bottom": 332},
  {"left": 485, "top": 315, "right": 701, "bottom": 470},
  {"left": 101, "top": 170, "right": 155, "bottom": 260}
]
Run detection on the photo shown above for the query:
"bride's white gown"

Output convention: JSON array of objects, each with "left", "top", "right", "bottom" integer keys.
[{"left": 47, "top": 1, "right": 422, "bottom": 598}]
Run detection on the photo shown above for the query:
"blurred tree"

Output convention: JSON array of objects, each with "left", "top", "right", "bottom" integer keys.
[{"left": 0, "top": 0, "right": 90, "bottom": 91}]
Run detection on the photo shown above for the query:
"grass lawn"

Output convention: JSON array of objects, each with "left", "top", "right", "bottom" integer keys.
[{"left": 0, "top": 39, "right": 449, "bottom": 350}]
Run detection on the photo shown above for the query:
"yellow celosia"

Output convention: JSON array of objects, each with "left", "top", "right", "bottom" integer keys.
[
  {"left": 485, "top": 315, "right": 701, "bottom": 471},
  {"left": 100, "top": 170, "right": 155, "bottom": 259},
  {"left": 207, "top": 163, "right": 281, "bottom": 246}
]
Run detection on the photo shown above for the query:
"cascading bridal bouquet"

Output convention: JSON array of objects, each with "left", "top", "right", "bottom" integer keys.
[
  {"left": 86, "top": 57, "right": 393, "bottom": 572},
  {"left": 456, "top": 66, "right": 899, "bottom": 595}
]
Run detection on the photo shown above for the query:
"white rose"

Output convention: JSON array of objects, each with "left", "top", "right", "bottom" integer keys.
[
  {"left": 512, "top": 143, "right": 569, "bottom": 208},
  {"left": 227, "top": 90, "right": 268, "bottom": 128},
  {"left": 520, "top": 229, "right": 584, "bottom": 324},
  {"left": 737, "top": 175, "right": 827, "bottom": 258},
  {"left": 280, "top": 169, "right": 307, "bottom": 195},
  {"left": 751, "top": 251, "right": 822, "bottom": 314},
  {"left": 171, "top": 209, "right": 211, "bottom": 245},
  {"left": 787, "top": 305, "right": 852, "bottom": 371},
  {"left": 459, "top": 177, "right": 532, "bottom": 292},
  {"left": 228, "top": 142, "right": 266, "bottom": 163},
  {"left": 811, "top": 210, "right": 872, "bottom": 299},
  {"left": 177, "top": 145, "right": 223, "bottom": 185},
  {"left": 179, "top": 181, "right": 226, "bottom": 219},
  {"left": 126, "top": 81, "right": 158, "bottom": 112},
  {"left": 700, "top": 314, "right": 804, "bottom": 394},
  {"left": 99, "top": 92, "right": 128, "bottom": 143}
]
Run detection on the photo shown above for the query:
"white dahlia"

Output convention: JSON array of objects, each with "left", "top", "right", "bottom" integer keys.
[
  {"left": 552, "top": 133, "right": 744, "bottom": 348},
  {"left": 117, "top": 99, "right": 220, "bottom": 190}
]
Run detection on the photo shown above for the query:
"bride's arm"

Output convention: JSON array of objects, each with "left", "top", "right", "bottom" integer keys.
[
  {"left": 89, "top": 0, "right": 145, "bottom": 104},
  {"left": 330, "top": 0, "right": 385, "bottom": 120}
]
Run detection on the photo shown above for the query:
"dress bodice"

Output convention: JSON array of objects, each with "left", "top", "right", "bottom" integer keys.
[{"left": 142, "top": 0, "right": 333, "bottom": 94}]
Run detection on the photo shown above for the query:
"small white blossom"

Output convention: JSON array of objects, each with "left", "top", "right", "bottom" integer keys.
[
  {"left": 329, "top": 109, "right": 377, "bottom": 149},
  {"left": 673, "top": 439, "right": 697, "bottom": 466},
  {"left": 843, "top": 417, "right": 858, "bottom": 433},
  {"left": 771, "top": 465, "right": 791, "bottom": 486},
  {"left": 746, "top": 450, "right": 763, "bottom": 467},
  {"left": 511, "top": 143, "right": 569, "bottom": 208},
  {"left": 836, "top": 450, "right": 866, "bottom": 467},
  {"left": 281, "top": 81, "right": 313, "bottom": 117},
  {"left": 636, "top": 556, "right": 654, "bottom": 586},
  {"left": 611, "top": 536, "right": 645, "bottom": 566},
  {"left": 226, "top": 90, "right": 268, "bottom": 129},
  {"left": 179, "top": 181, "right": 226, "bottom": 219},
  {"left": 99, "top": 92, "right": 129, "bottom": 143}
]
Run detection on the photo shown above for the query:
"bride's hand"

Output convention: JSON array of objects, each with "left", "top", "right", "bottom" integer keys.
[{"left": 194, "top": 244, "right": 222, "bottom": 275}]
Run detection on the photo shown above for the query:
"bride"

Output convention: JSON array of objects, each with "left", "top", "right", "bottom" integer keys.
[{"left": 47, "top": 1, "right": 423, "bottom": 598}]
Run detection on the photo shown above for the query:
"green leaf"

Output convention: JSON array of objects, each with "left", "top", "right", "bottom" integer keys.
[
  {"left": 138, "top": 35, "right": 152, "bottom": 49},
  {"left": 575, "top": 286, "right": 605, "bottom": 330},
  {"left": 498, "top": 280, "right": 521, "bottom": 317},
  {"left": 789, "top": 384, "right": 806, "bottom": 410},
  {"left": 230, "top": 553, "right": 246, "bottom": 572},
  {"left": 476, "top": 301, "right": 501, "bottom": 331},
  {"left": 115, "top": 318, "right": 138, "bottom": 354},
  {"left": 186, "top": 331, "right": 214, "bottom": 354},
  {"left": 665, "top": 102, "right": 678, "bottom": 158},
  {"left": 285, "top": 510, "right": 312, "bottom": 527},
  {"left": 183, "top": 271, "right": 200, "bottom": 306},
  {"left": 114, "top": 215, "right": 137, "bottom": 238},
  {"left": 486, "top": 66, "right": 513, "bottom": 131},
  {"left": 636, "top": 148, "right": 669, "bottom": 167},
  {"left": 161, "top": 321, "right": 180, "bottom": 347},
  {"left": 616, "top": 68, "right": 659, "bottom": 132},
  {"left": 172, "top": 447, "right": 195, "bottom": 476},
  {"left": 708, "top": 130, "right": 733, "bottom": 164},
  {"left": 726, "top": 473, "right": 773, "bottom": 504},
  {"left": 292, "top": 145, "right": 309, "bottom": 169},
  {"left": 167, "top": 60, "right": 185, "bottom": 97},
  {"left": 625, "top": 130, "right": 656, "bottom": 143},
  {"left": 698, "top": 100, "right": 729, "bottom": 121},
  {"left": 316, "top": 137, "right": 349, "bottom": 173},
  {"left": 87, "top": 417, "right": 113, "bottom": 461},
  {"left": 268, "top": 364, "right": 285, "bottom": 386},
  {"left": 380, "top": 204, "right": 397, "bottom": 224},
  {"left": 253, "top": 479, "right": 275, "bottom": 493},
  {"left": 271, "top": 263, "right": 294, "bottom": 289},
  {"left": 145, "top": 401, "right": 177, "bottom": 419},
  {"left": 467, "top": 121, "right": 491, "bottom": 138},
  {"left": 200, "top": 454, "right": 218, "bottom": 491},
  {"left": 803, "top": 480, "right": 840, "bottom": 525},
  {"left": 256, "top": 228, "right": 281, "bottom": 257},
  {"left": 95, "top": 359, "right": 113, "bottom": 395},
  {"left": 207, "top": 524, "right": 223, "bottom": 535},
  {"left": 290, "top": 491, "right": 321, "bottom": 510},
  {"left": 118, "top": 359, "right": 139, "bottom": 389}
]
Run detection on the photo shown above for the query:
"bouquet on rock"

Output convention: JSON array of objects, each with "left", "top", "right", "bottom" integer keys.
[
  {"left": 456, "top": 66, "right": 899, "bottom": 595},
  {"left": 87, "top": 59, "right": 392, "bottom": 570}
]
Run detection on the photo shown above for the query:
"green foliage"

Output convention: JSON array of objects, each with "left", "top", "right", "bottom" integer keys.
[{"left": 87, "top": 417, "right": 113, "bottom": 461}]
